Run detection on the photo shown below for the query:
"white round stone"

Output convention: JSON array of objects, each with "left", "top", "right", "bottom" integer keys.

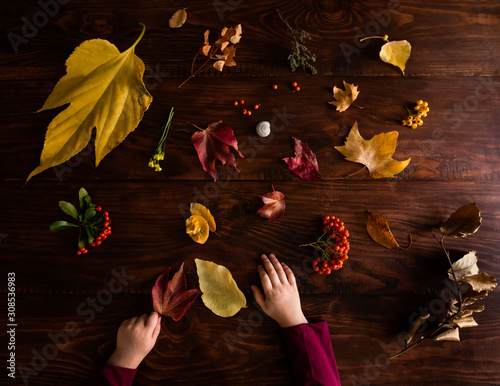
[{"left": 256, "top": 121, "right": 271, "bottom": 137}]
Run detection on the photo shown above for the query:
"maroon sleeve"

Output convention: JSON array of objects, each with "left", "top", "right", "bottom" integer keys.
[
  {"left": 89, "top": 363, "right": 138, "bottom": 386},
  {"left": 281, "top": 321, "right": 341, "bottom": 386}
]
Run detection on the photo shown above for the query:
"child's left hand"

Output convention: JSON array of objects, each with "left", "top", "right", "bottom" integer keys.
[{"left": 107, "top": 312, "right": 161, "bottom": 369}]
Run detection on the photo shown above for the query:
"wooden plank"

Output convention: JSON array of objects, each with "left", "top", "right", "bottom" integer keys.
[
  {"left": 1, "top": 0, "right": 499, "bottom": 80},
  {"left": 1, "top": 76, "right": 499, "bottom": 182},
  {"left": 1, "top": 180, "right": 499, "bottom": 295},
  {"left": 4, "top": 292, "right": 499, "bottom": 385}
]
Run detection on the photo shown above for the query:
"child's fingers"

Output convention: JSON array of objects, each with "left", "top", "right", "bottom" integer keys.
[
  {"left": 257, "top": 264, "right": 272, "bottom": 292},
  {"left": 269, "top": 254, "right": 287, "bottom": 284},
  {"left": 146, "top": 312, "right": 159, "bottom": 330},
  {"left": 281, "top": 263, "right": 296, "bottom": 285},
  {"left": 251, "top": 285, "right": 266, "bottom": 310},
  {"left": 151, "top": 315, "right": 162, "bottom": 340},
  {"left": 261, "top": 254, "right": 280, "bottom": 287}
]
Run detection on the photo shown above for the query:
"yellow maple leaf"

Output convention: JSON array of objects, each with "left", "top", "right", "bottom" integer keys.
[
  {"left": 195, "top": 259, "right": 247, "bottom": 317},
  {"left": 27, "top": 23, "right": 153, "bottom": 182},
  {"left": 335, "top": 122, "right": 410, "bottom": 178},
  {"left": 328, "top": 81, "right": 359, "bottom": 112}
]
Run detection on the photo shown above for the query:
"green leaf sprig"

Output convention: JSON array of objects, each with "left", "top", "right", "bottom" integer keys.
[{"left": 50, "top": 187, "right": 111, "bottom": 254}]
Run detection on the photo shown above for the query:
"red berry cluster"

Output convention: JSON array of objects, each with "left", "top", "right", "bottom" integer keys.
[
  {"left": 304, "top": 215, "right": 350, "bottom": 275},
  {"left": 76, "top": 207, "right": 112, "bottom": 254}
]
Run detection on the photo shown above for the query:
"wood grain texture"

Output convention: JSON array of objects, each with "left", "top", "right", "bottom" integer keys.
[
  {"left": 1, "top": 0, "right": 499, "bottom": 384},
  {"left": 3, "top": 293, "right": 499, "bottom": 385}
]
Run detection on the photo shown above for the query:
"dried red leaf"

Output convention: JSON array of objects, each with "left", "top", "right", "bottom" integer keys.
[
  {"left": 152, "top": 263, "right": 200, "bottom": 321},
  {"left": 257, "top": 185, "right": 286, "bottom": 221},
  {"left": 191, "top": 121, "right": 244, "bottom": 181},
  {"left": 283, "top": 137, "right": 322, "bottom": 181}
]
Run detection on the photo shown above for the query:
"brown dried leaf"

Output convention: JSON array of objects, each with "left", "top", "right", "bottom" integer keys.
[
  {"left": 169, "top": 8, "right": 187, "bottom": 28},
  {"left": 460, "top": 304, "right": 485, "bottom": 318},
  {"left": 439, "top": 203, "right": 482, "bottom": 237},
  {"left": 405, "top": 313, "right": 430, "bottom": 345},
  {"left": 453, "top": 316, "right": 478, "bottom": 328},
  {"left": 448, "top": 251, "right": 478, "bottom": 281},
  {"left": 460, "top": 272, "right": 497, "bottom": 292},
  {"left": 366, "top": 212, "right": 400, "bottom": 249},
  {"left": 434, "top": 327, "right": 460, "bottom": 341},
  {"left": 463, "top": 291, "right": 488, "bottom": 306},
  {"left": 328, "top": 81, "right": 359, "bottom": 112}
]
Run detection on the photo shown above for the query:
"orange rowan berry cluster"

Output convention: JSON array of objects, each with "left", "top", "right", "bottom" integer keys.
[
  {"left": 302, "top": 215, "right": 350, "bottom": 275},
  {"left": 234, "top": 99, "right": 260, "bottom": 116},
  {"left": 402, "top": 100, "right": 429, "bottom": 129}
]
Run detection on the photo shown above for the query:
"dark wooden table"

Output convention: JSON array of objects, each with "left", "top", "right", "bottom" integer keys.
[{"left": 1, "top": 0, "right": 499, "bottom": 384}]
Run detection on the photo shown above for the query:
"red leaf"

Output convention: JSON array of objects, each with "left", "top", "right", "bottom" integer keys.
[
  {"left": 257, "top": 186, "right": 286, "bottom": 221},
  {"left": 152, "top": 263, "right": 200, "bottom": 321},
  {"left": 283, "top": 137, "right": 322, "bottom": 181},
  {"left": 191, "top": 121, "right": 244, "bottom": 181}
]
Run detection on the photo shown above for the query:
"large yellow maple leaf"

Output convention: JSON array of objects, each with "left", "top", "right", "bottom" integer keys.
[
  {"left": 335, "top": 122, "right": 410, "bottom": 178},
  {"left": 27, "top": 24, "right": 153, "bottom": 182}
]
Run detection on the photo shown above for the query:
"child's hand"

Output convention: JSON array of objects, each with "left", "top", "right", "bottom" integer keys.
[
  {"left": 251, "top": 254, "right": 308, "bottom": 328},
  {"left": 107, "top": 312, "right": 161, "bottom": 369}
]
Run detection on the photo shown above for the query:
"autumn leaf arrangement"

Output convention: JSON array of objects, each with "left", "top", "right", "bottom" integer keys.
[
  {"left": 367, "top": 204, "right": 497, "bottom": 357},
  {"left": 50, "top": 188, "right": 112, "bottom": 254}
]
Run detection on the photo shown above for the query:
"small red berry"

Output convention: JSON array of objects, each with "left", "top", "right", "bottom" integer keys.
[
  {"left": 292, "top": 81, "right": 298, "bottom": 87},
  {"left": 242, "top": 109, "right": 247, "bottom": 115},
  {"left": 247, "top": 110, "right": 252, "bottom": 116},
  {"left": 104, "top": 211, "right": 109, "bottom": 216},
  {"left": 96, "top": 206, "right": 102, "bottom": 212},
  {"left": 90, "top": 242, "right": 96, "bottom": 247},
  {"left": 294, "top": 86, "right": 300, "bottom": 92},
  {"left": 102, "top": 235, "right": 107, "bottom": 240},
  {"left": 107, "top": 230, "right": 112, "bottom": 235},
  {"left": 272, "top": 84, "right": 278, "bottom": 90},
  {"left": 76, "top": 251, "right": 82, "bottom": 255},
  {"left": 239, "top": 99, "right": 244, "bottom": 105},
  {"left": 96, "top": 240, "right": 102, "bottom": 246},
  {"left": 253, "top": 104, "right": 260, "bottom": 110},
  {"left": 104, "top": 222, "right": 109, "bottom": 228},
  {"left": 233, "top": 100, "right": 239, "bottom": 106}
]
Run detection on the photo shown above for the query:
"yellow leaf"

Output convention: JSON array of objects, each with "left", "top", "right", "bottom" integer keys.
[
  {"left": 328, "top": 81, "right": 359, "bottom": 112},
  {"left": 335, "top": 122, "right": 410, "bottom": 178},
  {"left": 169, "top": 8, "right": 187, "bottom": 28},
  {"left": 195, "top": 259, "right": 246, "bottom": 317},
  {"left": 186, "top": 215, "right": 209, "bottom": 244},
  {"left": 379, "top": 40, "right": 411, "bottom": 75},
  {"left": 27, "top": 24, "right": 152, "bottom": 182},
  {"left": 190, "top": 203, "right": 216, "bottom": 232},
  {"left": 366, "top": 212, "right": 400, "bottom": 249}
]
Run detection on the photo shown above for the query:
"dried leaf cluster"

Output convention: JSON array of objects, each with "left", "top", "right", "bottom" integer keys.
[{"left": 367, "top": 204, "right": 497, "bottom": 358}]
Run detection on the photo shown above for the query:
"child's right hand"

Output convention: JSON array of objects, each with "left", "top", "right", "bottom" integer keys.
[
  {"left": 107, "top": 312, "right": 161, "bottom": 369},
  {"left": 251, "top": 254, "right": 308, "bottom": 328}
]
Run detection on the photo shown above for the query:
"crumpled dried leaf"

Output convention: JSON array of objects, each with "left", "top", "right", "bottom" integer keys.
[
  {"left": 283, "top": 137, "right": 322, "bottom": 181},
  {"left": 27, "top": 24, "right": 152, "bottom": 182},
  {"left": 460, "top": 272, "right": 497, "bottom": 292},
  {"left": 257, "top": 185, "right": 286, "bottom": 221},
  {"left": 463, "top": 291, "right": 488, "bottom": 306},
  {"left": 186, "top": 203, "right": 216, "bottom": 244},
  {"left": 152, "top": 263, "right": 200, "bottom": 321},
  {"left": 191, "top": 121, "right": 244, "bottom": 181},
  {"left": 328, "top": 81, "right": 359, "bottom": 112},
  {"left": 366, "top": 212, "right": 400, "bottom": 249},
  {"left": 190, "top": 203, "right": 216, "bottom": 232},
  {"left": 335, "top": 122, "right": 410, "bottom": 178},
  {"left": 169, "top": 8, "right": 187, "bottom": 28},
  {"left": 439, "top": 203, "right": 482, "bottom": 237},
  {"left": 199, "top": 30, "right": 212, "bottom": 56},
  {"left": 195, "top": 259, "right": 246, "bottom": 317},
  {"left": 459, "top": 304, "right": 485, "bottom": 318},
  {"left": 405, "top": 313, "right": 430, "bottom": 345},
  {"left": 453, "top": 316, "right": 478, "bottom": 328},
  {"left": 380, "top": 40, "right": 411, "bottom": 75},
  {"left": 434, "top": 327, "right": 460, "bottom": 341},
  {"left": 448, "top": 251, "right": 479, "bottom": 281}
]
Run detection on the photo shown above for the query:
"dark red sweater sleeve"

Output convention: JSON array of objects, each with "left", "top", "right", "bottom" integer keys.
[
  {"left": 90, "top": 363, "right": 138, "bottom": 386},
  {"left": 281, "top": 321, "right": 341, "bottom": 386}
]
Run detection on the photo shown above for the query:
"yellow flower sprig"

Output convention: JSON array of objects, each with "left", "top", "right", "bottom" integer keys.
[
  {"left": 148, "top": 107, "right": 174, "bottom": 172},
  {"left": 402, "top": 100, "right": 429, "bottom": 129}
]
